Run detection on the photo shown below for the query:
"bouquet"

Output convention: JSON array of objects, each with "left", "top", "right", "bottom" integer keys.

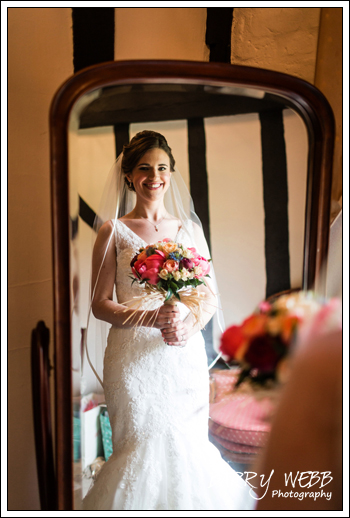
[
  {"left": 219, "top": 290, "right": 342, "bottom": 388},
  {"left": 121, "top": 239, "right": 212, "bottom": 328}
]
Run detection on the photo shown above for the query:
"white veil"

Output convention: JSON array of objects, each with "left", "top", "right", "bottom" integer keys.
[{"left": 84, "top": 150, "right": 224, "bottom": 389}]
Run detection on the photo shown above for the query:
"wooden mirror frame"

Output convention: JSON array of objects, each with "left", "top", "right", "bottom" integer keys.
[{"left": 50, "top": 60, "right": 334, "bottom": 510}]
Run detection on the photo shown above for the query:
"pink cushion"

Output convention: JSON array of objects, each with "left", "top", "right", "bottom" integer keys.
[
  {"left": 209, "top": 422, "right": 262, "bottom": 454},
  {"left": 209, "top": 369, "right": 274, "bottom": 448},
  {"left": 209, "top": 421, "right": 265, "bottom": 453}
]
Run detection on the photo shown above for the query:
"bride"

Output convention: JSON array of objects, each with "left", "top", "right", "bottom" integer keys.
[{"left": 82, "top": 130, "right": 256, "bottom": 510}]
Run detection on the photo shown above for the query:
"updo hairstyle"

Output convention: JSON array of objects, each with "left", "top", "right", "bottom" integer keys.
[{"left": 122, "top": 130, "right": 176, "bottom": 192}]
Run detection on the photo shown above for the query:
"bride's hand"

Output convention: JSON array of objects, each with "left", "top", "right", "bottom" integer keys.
[
  {"left": 161, "top": 319, "right": 189, "bottom": 347},
  {"left": 151, "top": 304, "right": 181, "bottom": 330}
]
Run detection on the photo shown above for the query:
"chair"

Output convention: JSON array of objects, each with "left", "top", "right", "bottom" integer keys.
[{"left": 31, "top": 321, "right": 57, "bottom": 510}]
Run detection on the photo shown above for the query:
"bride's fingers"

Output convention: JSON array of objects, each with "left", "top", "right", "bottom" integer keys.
[
  {"left": 161, "top": 327, "right": 187, "bottom": 343},
  {"left": 159, "top": 304, "right": 180, "bottom": 316},
  {"left": 165, "top": 338, "right": 187, "bottom": 347},
  {"left": 160, "top": 312, "right": 181, "bottom": 326}
]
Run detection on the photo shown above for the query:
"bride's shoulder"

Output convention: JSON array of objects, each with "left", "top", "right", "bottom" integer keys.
[
  {"left": 94, "top": 220, "right": 116, "bottom": 247},
  {"left": 99, "top": 219, "right": 115, "bottom": 234},
  {"left": 182, "top": 219, "right": 202, "bottom": 233}
]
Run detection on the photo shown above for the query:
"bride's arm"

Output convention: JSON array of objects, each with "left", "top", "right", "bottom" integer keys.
[{"left": 91, "top": 221, "right": 180, "bottom": 329}]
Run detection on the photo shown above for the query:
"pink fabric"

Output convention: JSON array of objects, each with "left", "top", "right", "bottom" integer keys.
[
  {"left": 209, "top": 422, "right": 263, "bottom": 454},
  {"left": 209, "top": 370, "right": 274, "bottom": 449}
]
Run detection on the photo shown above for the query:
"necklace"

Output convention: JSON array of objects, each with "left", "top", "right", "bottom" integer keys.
[{"left": 140, "top": 215, "right": 165, "bottom": 232}]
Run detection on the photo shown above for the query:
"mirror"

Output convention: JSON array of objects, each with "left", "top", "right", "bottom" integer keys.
[{"left": 50, "top": 60, "right": 334, "bottom": 509}]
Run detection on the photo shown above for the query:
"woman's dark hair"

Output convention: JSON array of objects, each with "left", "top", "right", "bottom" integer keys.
[{"left": 121, "top": 130, "right": 175, "bottom": 191}]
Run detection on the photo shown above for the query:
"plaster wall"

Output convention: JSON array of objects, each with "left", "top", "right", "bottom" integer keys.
[
  {"left": 8, "top": 7, "right": 73, "bottom": 510},
  {"left": 231, "top": 7, "right": 321, "bottom": 83}
]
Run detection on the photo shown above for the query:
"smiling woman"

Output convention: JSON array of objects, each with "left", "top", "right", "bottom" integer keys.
[{"left": 79, "top": 129, "right": 256, "bottom": 510}]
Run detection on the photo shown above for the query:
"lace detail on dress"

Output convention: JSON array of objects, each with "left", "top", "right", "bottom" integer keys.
[{"left": 82, "top": 218, "right": 256, "bottom": 510}]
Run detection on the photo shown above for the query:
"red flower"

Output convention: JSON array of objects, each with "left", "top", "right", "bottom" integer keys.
[
  {"left": 180, "top": 258, "right": 193, "bottom": 270},
  {"left": 220, "top": 325, "right": 246, "bottom": 359},
  {"left": 243, "top": 335, "right": 283, "bottom": 372},
  {"left": 130, "top": 253, "right": 139, "bottom": 268},
  {"left": 144, "top": 251, "right": 165, "bottom": 271},
  {"left": 140, "top": 268, "right": 160, "bottom": 285}
]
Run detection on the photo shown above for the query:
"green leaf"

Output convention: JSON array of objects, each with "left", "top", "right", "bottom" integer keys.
[
  {"left": 174, "top": 291, "right": 181, "bottom": 301},
  {"left": 170, "top": 281, "right": 178, "bottom": 292},
  {"left": 165, "top": 289, "right": 173, "bottom": 302}
]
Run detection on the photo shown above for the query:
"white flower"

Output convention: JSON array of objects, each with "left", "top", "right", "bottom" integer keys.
[
  {"left": 182, "top": 248, "right": 194, "bottom": 259},
  {"left": 193, "top": 266, "right": 203, "bottom": 277},
  {"left": 181, "top": 269, "right": 191, "bottom": 280},
  {"left": 173, "top": 271, "right": 182, "bottom": 281},
  {"left": 274, "top": 292, "right": 320, "bottom": 319},
  {"left": 159, "top": 269, "right": 169, "bottom": 280}
]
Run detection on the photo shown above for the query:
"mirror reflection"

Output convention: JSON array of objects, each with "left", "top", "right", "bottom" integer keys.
[{"left": 68, "top": 83, "right": 308, "bottom": 509}]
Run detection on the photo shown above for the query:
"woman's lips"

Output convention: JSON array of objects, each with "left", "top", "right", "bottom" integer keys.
[{"left": 144, "top": 183, "right": 163, "bottom": 190}]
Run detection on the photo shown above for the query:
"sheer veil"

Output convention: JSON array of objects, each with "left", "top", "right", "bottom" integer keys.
[{"left": 84, "top": 153, "right": 224, "bottom": 389}]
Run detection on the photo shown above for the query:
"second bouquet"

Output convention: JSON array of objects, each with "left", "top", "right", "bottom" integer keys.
[{"left": 119, "top": 239, "right": 213, "bottom": 329}]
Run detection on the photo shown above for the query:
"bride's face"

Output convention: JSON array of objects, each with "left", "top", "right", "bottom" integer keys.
[{"left": 127, "top": 148, "right": 172, "bottom": 202}]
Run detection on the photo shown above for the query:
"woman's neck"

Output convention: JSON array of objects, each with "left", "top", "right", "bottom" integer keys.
[{"left": 128, "top": 200, "right": 168, "bottom": 222}]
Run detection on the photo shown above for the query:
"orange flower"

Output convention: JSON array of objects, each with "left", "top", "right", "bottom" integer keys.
[
  {"left": 280, "top": 315, "right": 300, "bottom": 343},
  {"left": 163, "top": 242, "right": 177, "bottom": 254},
  {"left": 137, "top": 250, "right": 147, "bottom": 263},
  {"left": 241, "top": 314, "right": 267, "bottom": 338}
]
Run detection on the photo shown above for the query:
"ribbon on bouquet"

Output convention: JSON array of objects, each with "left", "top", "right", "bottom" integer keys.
[{"left": 116, "top": 284, "right": 217, "bottom": 331}]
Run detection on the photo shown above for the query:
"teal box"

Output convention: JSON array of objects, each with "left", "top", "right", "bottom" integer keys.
[
  {"left": 100, "top": 409, "right": 113, "bottom": 461},
  {"left": 73, "top": 415, "right": 81, "bottom": 462}
]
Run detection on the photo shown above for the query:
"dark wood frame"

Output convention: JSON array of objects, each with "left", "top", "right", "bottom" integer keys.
[{"left": 50, "top": 60, "right": 334, "bottom": 510}]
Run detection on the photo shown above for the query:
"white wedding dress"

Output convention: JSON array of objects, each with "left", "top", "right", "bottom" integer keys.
[{"left": 82, "top": 219, "right": 256, "bottom": 510}]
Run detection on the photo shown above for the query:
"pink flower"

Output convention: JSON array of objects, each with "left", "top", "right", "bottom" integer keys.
[
  {"left": 138, "top": 264, "right": 147, "bottom": 275},
  {"left": 196, "top": 257, "right": 210, "bottom": 277},
  {"left": 188, "top": 247, "right": 200, "bottom": 264},
  {"left": 259, "top": 301, "right": 271, "bottom": 313},
  {"left": 141, "top": 268, "right": 160, "bottom": 285},
  {"left": 164, "top": 260, "right": 179, "bottom": 273}
]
